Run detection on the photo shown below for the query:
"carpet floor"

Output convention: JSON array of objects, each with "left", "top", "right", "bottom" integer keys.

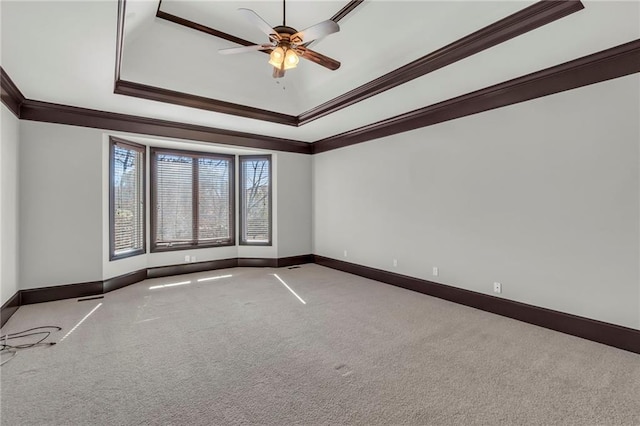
[{"left": 1, "top": 264, "right": 639, "bottom": 425}]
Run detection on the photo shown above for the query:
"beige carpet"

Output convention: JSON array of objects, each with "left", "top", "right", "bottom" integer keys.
[{"left": 1, "top": 264, "right": 639, "bottom": 425}]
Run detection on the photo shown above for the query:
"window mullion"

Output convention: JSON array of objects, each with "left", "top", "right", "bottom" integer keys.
[{"left": 192, "top": 157, "right": 199, "bottom": 246}]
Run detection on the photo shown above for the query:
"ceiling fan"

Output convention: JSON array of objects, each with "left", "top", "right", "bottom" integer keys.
[{"left": 218, "top": 1, "right": 341, "bottom": 78}]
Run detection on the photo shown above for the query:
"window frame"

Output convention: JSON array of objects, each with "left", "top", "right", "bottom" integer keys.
[
  {"left": 109, "top": 137, "right": 147, "bottom": 261},
  {"left": 239, "top": 155, "right": 272, "bottom": 246},
  {"left": 150, "top": 147, "right": 235, "bottom": 252}
]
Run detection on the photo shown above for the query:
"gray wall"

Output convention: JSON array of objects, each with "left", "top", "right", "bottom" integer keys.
[
  {"left": 19, "top": 121, "right": 104, "bottom": 289},
  {"left": 277, "top": 152, "right": 312, "bottom": 258},
  {"left": 16, "top": 121, "right": 312, "bottom": 290},
  {"left": 313, "top": 75, "right": 640, "bottom": 330},
  {"left": 1, "top": 104, "right": 19, "bottom": 304}
]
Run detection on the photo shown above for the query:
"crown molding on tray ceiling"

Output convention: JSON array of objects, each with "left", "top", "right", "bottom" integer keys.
[
  {"left": 114, "top": 0, "right": 584, "bottom": 126},
  {"left": 312, "top": 39, "right": 640, "bottom": 153},
  {"left": 3, "top": 38, "right": 638, "bottom": 155},
  {"left": 0, "top": 67, "right": 26, "bottom": 118}
]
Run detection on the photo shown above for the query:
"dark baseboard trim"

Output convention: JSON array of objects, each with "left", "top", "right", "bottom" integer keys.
[
  {"left": 237, "top": 258, "right": 278, "bottom": 268},
  {"left": 103, "top": 269, "right": 147, "bottom": 293},
  {"left": 3, "top": 255, "right": 314, "bottom": 323},
  {"left": 313, "top": 38, "right": 640, "bottom": 153},
  {"left": 5, "top": 254, "right": 637, "bottom": 354},
  {"left": 147, "top": 258, "right": 239, "bottom": 279},
  {"left": 298, "top": 0, "right": 584, "bottom": 125},
  {"left": 1, "top": 292, "right": 22, "bottom": 328},
  {"left": 18, "top": 99, "right": 312, "bottom": 154},
  {"left": 277, "top": 254, "right": 315, "bottom": 268},
  {"left": 1, "top": 66, "right": 25, "bottom": 118},
  {"left": 313, "top": 255, "right": 640, "bottom": 354},
  {"left": 20, "top": 281, "right": 104, "bottom": 305}
]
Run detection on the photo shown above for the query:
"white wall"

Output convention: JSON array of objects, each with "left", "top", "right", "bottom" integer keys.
[
  {"left": 19, "top": 121, "right": 104, "bottom": 289},
  {"left": 1, "top": 104, "right": 20, "bottom": 304},
  {"left": 313, "top": 75, "right": 640, "bottom": 330},
  {"left": 15, "top": 120, "right": 313, "bottom": 289},
  {"left": 277, "top": 152, "right": 312, "bottom": 258}
]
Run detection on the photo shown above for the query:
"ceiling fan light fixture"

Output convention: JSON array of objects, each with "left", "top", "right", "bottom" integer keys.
[
  {"left": 268, "top": 46, "right": 285, "bottom": 67},
  {"left": 283, "top": 48, "right": 299, "bottom": 70}
]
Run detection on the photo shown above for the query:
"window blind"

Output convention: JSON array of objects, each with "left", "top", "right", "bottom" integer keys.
[
  {"left": 152, "top": 148, "right": 234, "bottom": 251},
  {"left": 240, "top": 156, "right": 271, "bottom": 245},
  {"left": 110, "top": 139, "right": 145, "bottom": 259},
  {"left": 155, "top": 153, "right": 193, "bottom": 246}
]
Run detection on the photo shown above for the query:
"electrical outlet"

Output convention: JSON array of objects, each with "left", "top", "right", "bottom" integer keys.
[
  {"left": 493, "top": 282, "right": 502, "bottom": 294},
  {"left": 191, "top": 256, "right": 196, "bottom": 263},
  {"left": 344, "top": 250, "right": 348, "bottom": 258},
  {"left": 393, "top": 259, "right": 398, "bottom": 267},
  {"left": 432, "top": 267, "right": 439, "bottom": 276},
  {"left": 184, "top": 255, "right": 190, "bottom": 262}
]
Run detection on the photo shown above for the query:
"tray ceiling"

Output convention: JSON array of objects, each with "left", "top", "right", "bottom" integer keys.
[{"left": 1, "top": 1, "right": 639, "bottom": 143}]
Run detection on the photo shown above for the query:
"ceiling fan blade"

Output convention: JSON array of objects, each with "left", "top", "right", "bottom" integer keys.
[
  {"left": 219, "top": 44, "right": 273, "bottom": 55},
  {"left": 238, "top": 8, "right": 281, "bottom": 41},
  {"left": 291, "top": 20, "right": 339, "bottom": 44},
  {"left": 296, "top": 46, "right": 340, "bottom": 70}
]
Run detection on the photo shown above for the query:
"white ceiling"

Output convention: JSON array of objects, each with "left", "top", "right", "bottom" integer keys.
[{"left": 2, "top": 1, "right": 639, "bottom": 143}]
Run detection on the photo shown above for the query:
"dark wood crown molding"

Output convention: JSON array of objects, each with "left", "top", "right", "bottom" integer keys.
[
  {"left": 156, "top": 9, "right": 257, "bottom": 48},
  {"left": 330, "top": 0, "right": 366, "bottom": 23},
  {"left": 19, "top": 99, "right": 312, "bottom": 154},
  {"left": 114, "top": 0, "right": 126, "bottom": 83},
  {"left": 298, "top": 0, "right": 584, "bottom": 125},
  {"left": 313, "top": 38, "right": 640, "bottom": 153},
  {"left": 6, "top": 38, "right": 638, "bottom": 155},
  {"left": 1, "top": 66, "right": 26, "bottom": 118},
  {"left": 114, "top": 80, "right": 298, "bottom": 126},
  {"left": 119, "top": 1, "right": 582, "bottom": 126}
]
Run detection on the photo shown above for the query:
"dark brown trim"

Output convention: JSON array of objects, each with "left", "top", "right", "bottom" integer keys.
[
  {"left": 118, "top": 1, "right": 583, "bottom": 125},
  {"left": 147, "top": 258, "right": 239, "bottom": 279},
  {"left": 1, "top": 292, "right": 21, "bottom": 328},
  {"left": 298, "top": 0, "right": 584, "bottom": 125},
  {"left": 114, "top": 0, "right": 126, "bottom": 84},
  {"left": 20, "top": 281, "right": 104, "bottom": 305},
  {"left": 237, "top": 258, "right": 278, "bottom": 267},
  {"left": 1, "top": 66, "right": 26, "bottom": 118},
  {"left": 19, "top": 99, "right": 312, "bottom": 154},
  {"left": 330, "top": 0, "right": 366, "bottom": 23},
  {"left": 103, "top": 269, "right": 147, "bottom": 293},
  {"left": 5, "top": 256, "right": 314, "bottom": 314},
  {"left": 7, "top": 254, "right": 635, "bottom": 354},
  {"left": 156, "top": 9, "right": 257, "bottom": 48},
  {"left": 314, "top": 38, "right": 640, "bottom": 153},
  {"left": 313, "top": 256, "right": 640, "bottom": 354},
  {"left": 7, "top": 37, "right": 639, "bottom": 155},
  {"left": 277, "top": 254, "right": 314, "bottom": 268},
  {"left": 114, "top": 80, "right": 298, "bottom": 126},
  {"left": 303, "top": 0, "right": 366, "bottom": 49}
]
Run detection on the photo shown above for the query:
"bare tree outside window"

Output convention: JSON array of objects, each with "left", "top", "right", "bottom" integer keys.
[
  {"left": 151, "top": 148, "right": 234, "bottom": 251},
  {"left": 240, "top": 156, "right": 271, "bottom": 245},
  {"left": 110, "top": 138, "right": 145, "bottom": 260}
]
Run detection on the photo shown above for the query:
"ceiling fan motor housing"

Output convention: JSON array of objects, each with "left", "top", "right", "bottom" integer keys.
[{"left": 272, "top": 26, "right": 303, "bottom": 45}]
